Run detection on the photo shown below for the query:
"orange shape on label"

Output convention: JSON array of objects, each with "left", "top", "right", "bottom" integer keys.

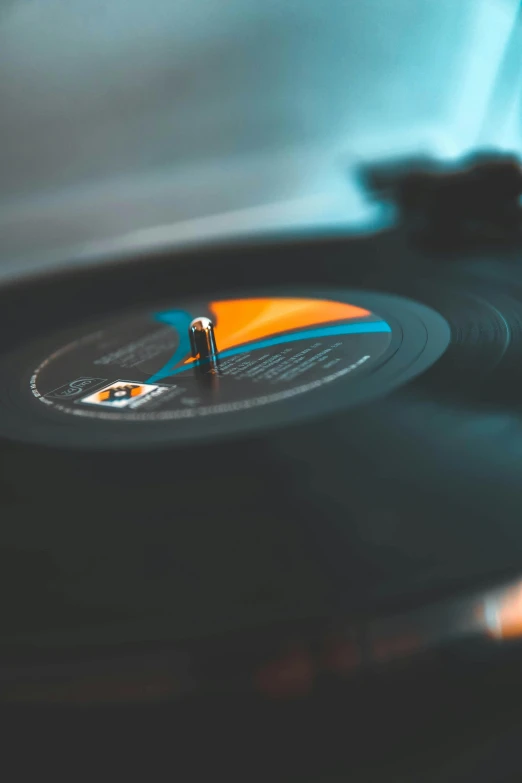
[{"left": 185, "top": 297, "right": 370, "bottom": 364}]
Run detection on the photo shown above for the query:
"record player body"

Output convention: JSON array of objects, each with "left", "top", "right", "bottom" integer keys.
[{"left": 0, "top": 175, "right": 522, "bottom": 782}]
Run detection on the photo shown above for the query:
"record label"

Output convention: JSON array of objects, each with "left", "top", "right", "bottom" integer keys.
[
  {"left": 0, "top": 288, "right": 450, "bottom": 447},
  {"left": 30, "top": 296, "right": 393, "bottom": 421}
]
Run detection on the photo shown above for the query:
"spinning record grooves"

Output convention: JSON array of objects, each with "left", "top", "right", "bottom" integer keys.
[{"left": 374, "top": 271, "right": 522, "bottom": 401}]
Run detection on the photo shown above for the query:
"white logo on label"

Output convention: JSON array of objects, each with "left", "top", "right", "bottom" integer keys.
[{"left": 45, "top": 377, "right": 107, "bottom": 399}]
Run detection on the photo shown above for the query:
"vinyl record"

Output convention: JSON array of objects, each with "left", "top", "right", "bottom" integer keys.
[{"left": 1, "top": 230, "right": 522, "bottom": 696}]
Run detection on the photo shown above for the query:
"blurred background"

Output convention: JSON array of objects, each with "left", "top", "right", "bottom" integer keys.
[{"left": 0, "top": 0, "right": 521, "bottom": 278}]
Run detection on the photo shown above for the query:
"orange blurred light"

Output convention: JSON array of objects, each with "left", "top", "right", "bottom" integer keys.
[{"left": 488, "top": 583, "right": 522, "bottom": 640}]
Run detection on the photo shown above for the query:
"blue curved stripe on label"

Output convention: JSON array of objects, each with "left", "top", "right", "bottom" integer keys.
[
  {"left": 148, "top": 320, "right": 391, "bottom": 382},
  {"left": 148, "top": 309, "right": 193, "bottom": 383}
]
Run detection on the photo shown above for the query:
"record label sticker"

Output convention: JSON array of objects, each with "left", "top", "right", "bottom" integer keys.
[
  {"left": 30, "top": 296, "right": 394, "bottom": 424},
  {"left": 80, "top": 381, "right": 167, "bottom": 409}
]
